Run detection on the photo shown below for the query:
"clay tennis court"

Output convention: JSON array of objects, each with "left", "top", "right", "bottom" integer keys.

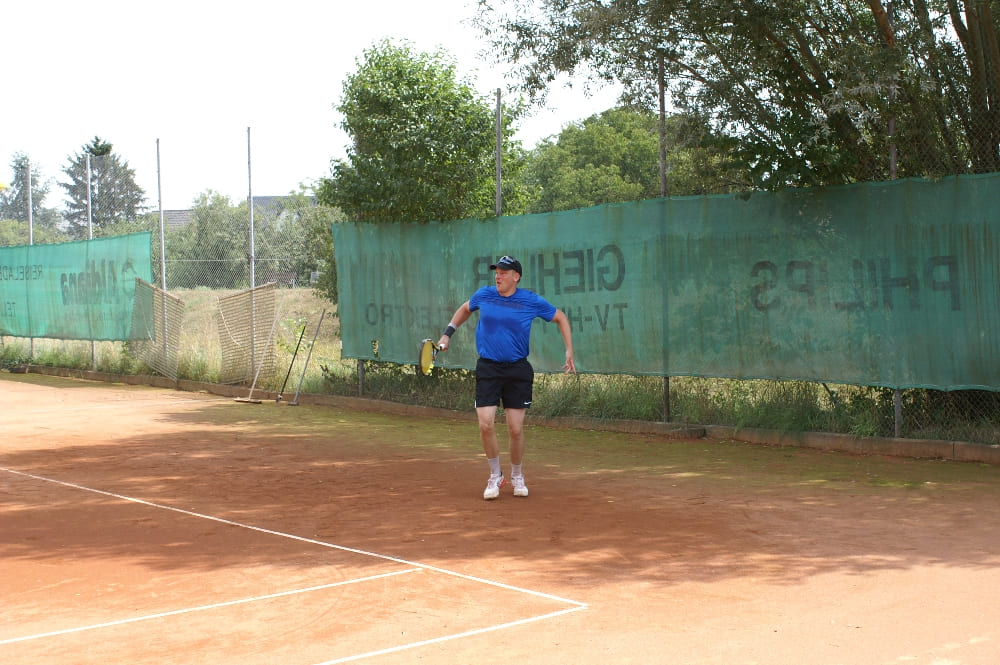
[{"left": 3, "top": 372, "right": 1000, "bottom": 664}]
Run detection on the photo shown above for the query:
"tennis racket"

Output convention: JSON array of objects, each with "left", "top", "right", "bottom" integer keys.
[{"left": 417, "top": 338, "right": 440, "bottom": 376}]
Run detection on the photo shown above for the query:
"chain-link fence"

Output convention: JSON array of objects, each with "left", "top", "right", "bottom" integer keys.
[
  {"left": 0, "top": 141, "right": 342, "bottom": 390},
  {"left": 2, "top": 106, "right": 999, "bottom": 445}
]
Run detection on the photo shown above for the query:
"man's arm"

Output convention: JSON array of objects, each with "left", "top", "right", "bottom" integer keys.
[
  {"left": 551, "top": 309, "right": 576, "bottom": 374},
  {"left": 437, "top": 301, "right": 472, "bottom": 351}
]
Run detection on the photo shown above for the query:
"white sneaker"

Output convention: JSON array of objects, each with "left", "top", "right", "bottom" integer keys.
[
  {"left": 484, "top": 474, "right": 505, "bottom": 500},
  {"left": 512, "top": 475, "right": 529, "bottom": 497}
]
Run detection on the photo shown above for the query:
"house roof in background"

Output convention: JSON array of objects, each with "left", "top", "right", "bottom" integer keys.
[
  {"left": 162, "top": 209, "right": 192, "bottom": 229},
  {"left": 160, "top": 195, "right": 315, "bottom": 229}
]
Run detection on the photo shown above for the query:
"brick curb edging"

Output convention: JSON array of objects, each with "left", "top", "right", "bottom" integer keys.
[
  {"left": 15, "top": 365, "right": 1000, "bottom": 465},
  {"left": 703, "top": 425, "right": 1000, "bottom": 465}
]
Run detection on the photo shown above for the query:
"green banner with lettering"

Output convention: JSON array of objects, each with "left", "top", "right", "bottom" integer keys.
[
  {"left": 333, "top": 173, "right": 1000, "bottom": 390},
  {"left": 0, "top": 232, "right": 153, "bottom": 340}
]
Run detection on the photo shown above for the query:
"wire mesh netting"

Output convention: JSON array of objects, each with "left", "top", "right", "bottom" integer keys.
[
  {"left": 131, "top": 278, "right": 186, "bottom": 381},
  {"left": 216, "top": 283, "right": 278, "bottom": 385},
  {"left": 3, "top": 41, "right": 1000, "bottom": 450}
]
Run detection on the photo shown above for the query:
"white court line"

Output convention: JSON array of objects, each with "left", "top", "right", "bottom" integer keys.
[
  {"left": 313, "top": 606, "right": 587, "bottom": 665},
  {"left": 1, "top": 467, "right": 586, "bottom": 608},
  {"left": 0, "top": 570, "right": 420, "bottom": 646},
  {"left": 1, "top": 467, "right": 589, "bottom": 663}
]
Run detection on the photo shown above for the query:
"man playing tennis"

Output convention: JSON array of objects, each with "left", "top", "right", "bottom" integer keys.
[{"left": 437, "top": 255, "right": 576, "bottom": 500}]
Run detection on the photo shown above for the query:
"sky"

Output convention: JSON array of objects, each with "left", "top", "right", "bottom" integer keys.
[{"left": 3, "top": 0, "right": 621, "bottom": 211}]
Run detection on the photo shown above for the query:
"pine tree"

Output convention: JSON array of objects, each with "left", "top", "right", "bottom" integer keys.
[
  {"left": 61, "top": 137, "right": 148, "bottom": 238},
  {"left": 0, "top": 153, "right": 61, "bottom": 229}
]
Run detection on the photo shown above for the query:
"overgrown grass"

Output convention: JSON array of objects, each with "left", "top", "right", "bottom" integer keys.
[
  {"left": 532, "top": 373, "right": 665, "bottom": 420},
  {"left": 0, "top": 339, "right": 140, "bottom": 373},
  {"left": 321, "top": 361, "right": 476, "bottom": 411},
  {"left": 668, "top": 377, "right": 895, "bottom": 435},
  {"left": 173, "top": 287, "right": 343, "bottom": 391},
  {"left": 316, "top": 363, "right": 1000, "bottom": 445},
  {"left": 0, "top": 339, "right": 31, "bottom": 369},
  {"left": 2, "top": 287, "right": 341, "bottom": 393}
]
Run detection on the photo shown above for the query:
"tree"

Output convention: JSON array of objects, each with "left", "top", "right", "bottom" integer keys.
[
  {"left": 164, "top": 191, "right": 247, "bottom": 289},
  {"left": 261, "top": 191, "right": 345, "bottom": 303},
  {"left": 0, "top": 153, "right": 64, "bottom": 232},
  {"left": 525, "top": 106, "right": 746, "bottom": 211},
  {"left": 248, "top": 190, "right": 344, "bottom": 300},
  {"left": 317, "top": 39, "right": 529, "bottom": 223},
  {"left": 61, "top": 136, "right": 147, "bottom": 238},
  {"left": 475, "top": 0, "right": 1000, "bottom": 188},
  {"left": 0, "top": 219, "right": 68, "bottom": 246}
]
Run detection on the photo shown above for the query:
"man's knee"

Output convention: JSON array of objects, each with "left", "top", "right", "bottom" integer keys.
[{"left": 504, "top": 408, "right": 526, "bottom": 436}]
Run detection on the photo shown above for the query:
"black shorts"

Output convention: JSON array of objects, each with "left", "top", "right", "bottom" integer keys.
[{"left": 475, "top": 357, "right": 534, "bottom": 409}]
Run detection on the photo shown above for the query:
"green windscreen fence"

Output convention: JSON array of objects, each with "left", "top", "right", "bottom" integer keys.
[
  {"left": 332, "top": 173, "right": 1000, "bottom": 391},
  {"left": 0, "top": 232, "right": 153, "bottom": 341}
]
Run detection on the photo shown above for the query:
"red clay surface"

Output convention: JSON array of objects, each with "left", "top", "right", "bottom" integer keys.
[{"left": 2, "top": 372, "right": 1000, "bottom": 665}]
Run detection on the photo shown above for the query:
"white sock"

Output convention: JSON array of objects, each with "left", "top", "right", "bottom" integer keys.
[
  {"left": 487, "top": 457, "right": 502, "bottom": 477},
  {"left": 511, "top": 463, "right": 523, "bottom": 478}
]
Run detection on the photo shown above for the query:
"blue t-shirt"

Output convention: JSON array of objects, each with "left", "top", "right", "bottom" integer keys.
[{"left": 469, "top": 286, "right": 557, "bottom": 362}]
